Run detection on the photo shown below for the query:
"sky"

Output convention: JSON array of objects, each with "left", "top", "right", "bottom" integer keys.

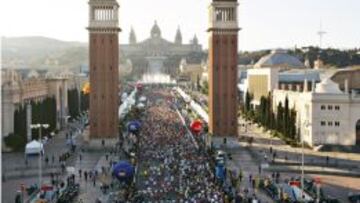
[{"left": 1, "top": 0, "right": 360, "bottom": 51}]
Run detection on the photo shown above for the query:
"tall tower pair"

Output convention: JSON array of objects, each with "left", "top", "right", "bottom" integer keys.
[
  {"left": 208, "top": 0, "right": 240, "bottom": 137},
  {"left": 87, "top": 0, "right": 120, "bottom": 140},
  {"left": 86, "top": 0, "right": 239, "bottom": 139}
]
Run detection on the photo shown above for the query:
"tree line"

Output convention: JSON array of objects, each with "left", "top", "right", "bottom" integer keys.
[
  {"left": 239, "top": 47, "right": 360, "bottom": 68},
  {"left": 242, "top": 91, "right": 298, "bottom": 144},
  {"left": 5, "top": 97, "right": 57, "bottom": 151}
]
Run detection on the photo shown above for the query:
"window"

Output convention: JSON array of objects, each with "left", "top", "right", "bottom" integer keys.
[
  {"left": 328, "top": 105, "right": 333, "bottom": 110},
  {"left": 321, "top": 105, "right": 326, "bottom": 110},
  {"left": 320, "top": 121, "right": 326, "bottom": 126},
  {"left": 335, "top": 121, "right": 340, "bottom": 126},
  {"left": 335, "top": 105, "right": 340, "bottom": 110},
  {"left": 328, "top": 121, "right": 333, "bottom": 126}
]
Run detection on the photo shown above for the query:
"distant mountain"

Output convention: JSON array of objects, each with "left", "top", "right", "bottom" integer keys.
[{"left": 2, "top": 36, "right": 86, "bottom": 69}]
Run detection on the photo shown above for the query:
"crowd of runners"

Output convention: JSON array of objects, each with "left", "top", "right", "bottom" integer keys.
[{"left": 133, "top": 89, "right": 224, "bottom": 202}]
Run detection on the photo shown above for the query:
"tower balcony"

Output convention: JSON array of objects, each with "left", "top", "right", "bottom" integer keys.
[{"left": 88, "top": 20, "right": 119, "bottom": 29}]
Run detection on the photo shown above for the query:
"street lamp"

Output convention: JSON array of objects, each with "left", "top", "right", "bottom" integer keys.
[
  {"left": 30, "top": 123, "right": 49, "bottom": 191},
  {"left": 302, "top": 120, "right": 311, "bottom": 200}
]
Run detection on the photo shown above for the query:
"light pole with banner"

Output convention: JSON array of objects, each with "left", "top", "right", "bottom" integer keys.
[{"left": 30, "top": 123, "right": 49, "bottom": 191}]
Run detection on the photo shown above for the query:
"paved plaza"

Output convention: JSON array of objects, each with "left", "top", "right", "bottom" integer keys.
[{"left": 2, "top": 86, "right": 360, "bottom": 203}]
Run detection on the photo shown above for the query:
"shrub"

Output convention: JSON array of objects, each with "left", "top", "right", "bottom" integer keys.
[{"left": 4, "top": 133, "right": 27, "bottom": 151}]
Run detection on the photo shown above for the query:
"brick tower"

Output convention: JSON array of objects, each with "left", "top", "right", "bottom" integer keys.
[
  {"left": 208, "top": 0, "right": 239, "bottom": 137},
  {"left": 87, "top": 0, "right": 120, "bottom": 139}
]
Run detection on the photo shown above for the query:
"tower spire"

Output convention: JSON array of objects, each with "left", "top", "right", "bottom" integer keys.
[
  {"left": 175, "top": 25, "right": 182, "bottom": 44},
  {"left": 129, "top": 26, "right": 137, "bottom": 44},
  {"left": 192, "top": 34, "right": 198, "bottom": 45}
]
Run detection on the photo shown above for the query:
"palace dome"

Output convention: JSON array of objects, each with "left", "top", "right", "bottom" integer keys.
[
  {"left": 254, "top": 49, "right": 305, "bottom": 70},
  {"left": 151, "top": 21, "right": 161, "bottom": 38}
]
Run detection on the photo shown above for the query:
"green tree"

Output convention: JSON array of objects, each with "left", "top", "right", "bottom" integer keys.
[
  {"left": 276, "top": 102, "right": 284, "bottom": 133},
  {"left": 283, "top": 96, "right": 290, "bottom": 138}
]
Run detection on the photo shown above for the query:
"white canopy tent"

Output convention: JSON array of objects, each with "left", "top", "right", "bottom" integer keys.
[{"left": 25, "top": 140, "right": 44, "bottom": 155}]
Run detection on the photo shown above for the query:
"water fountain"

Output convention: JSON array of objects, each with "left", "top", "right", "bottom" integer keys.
[{"left": 141, "top": 73, "right": 176, "bottom": 84}]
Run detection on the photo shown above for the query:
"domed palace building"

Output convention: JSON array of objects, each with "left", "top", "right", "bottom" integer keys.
[{"left": 120, "top": 21, "right": 203, "bottom": 78}]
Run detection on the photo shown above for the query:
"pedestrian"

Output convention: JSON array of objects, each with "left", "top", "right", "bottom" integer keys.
[
  {"left": 45, "top": 156, "right": 49, "bottom": 166},
  {"left": 269, "top": 146, "right": 273, "bottom": 154},
  {"left": 105, "top": 153, "right": 109, "bottom": 161},
  {"left": 79, "top": 169, "right": 82, "bottom": 178},
  {"left": 249, "top": 174, "right": 252, "bottom": 184},
  {"left": 273, "top": 151, "right": 277, "bottom": 163},
  {"left": 93, "top": 176, "right": 96, "bottom": 187},
  {"left": 258, "top": 165, "right": 261, "bottom": 174},
  {"left": 84, "top": 171, "right": 88, "bottom": 182},
  {"left": 252, "top": 178, "right": 256, "bottom": 189},
  {"left": 276, "top": 172, "right": 280, "bottom": 183},
  {"left": 238, "top": 170, "right": 243, "bottom": 183},
  {"left": 326, "top": 156, "right": 329, "bottom": 165},
  {"left": 101, "top": 139, "right": 105, "bottom": 147},
  {"left": 79, "top": 154, "right": 82, "bottom": 162}
]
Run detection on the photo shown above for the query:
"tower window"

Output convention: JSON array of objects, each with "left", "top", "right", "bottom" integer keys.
[
  {"left": 320, "top": 121, "right": 326, "bottom": 126},
  {"left": 335, "top": 121, "right": 340, "bottom": 126},
  {"left": 328, "top": 105, "right": 333, "bottom": 110},
  {"left": 335, "top": 105, "right": 340, "bottom": 110},
  {"left": 321, "top": 105, "right": 325, "bottom": 110},
  {"left": 328, "top": 121, "right": 333, "bottom": 126}
]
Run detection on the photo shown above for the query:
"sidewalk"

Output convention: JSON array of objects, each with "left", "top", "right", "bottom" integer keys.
[
  {"left": 237, "top": 116, "right": 360, "bottom": 176},
  {"left": 212, "top": 137, "right": 274, "bottom": 202}
]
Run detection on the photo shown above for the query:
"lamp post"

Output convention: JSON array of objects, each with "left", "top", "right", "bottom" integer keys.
[
  {"left": 30, "top": 123, "right": 49, "bottom": 191},
  {"left": 302, "top": 120, "right": 311, "bottom": 200}
]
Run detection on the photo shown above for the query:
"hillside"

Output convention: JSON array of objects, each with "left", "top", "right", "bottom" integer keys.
[{"left": 2, "top": 36, "right": 86, "bottom": 69}]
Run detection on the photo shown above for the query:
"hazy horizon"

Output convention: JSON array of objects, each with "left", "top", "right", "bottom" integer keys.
[{"left": 1, "top": 0, "right": 360, "bottom": 51}]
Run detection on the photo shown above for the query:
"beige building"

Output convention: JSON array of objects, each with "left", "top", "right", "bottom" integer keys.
[
  {"left": 1, "top": 68, "right": 87, "bottom": 142},
  {"left": 178, "top": 59, "right": 206, "bottom": 84}
]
